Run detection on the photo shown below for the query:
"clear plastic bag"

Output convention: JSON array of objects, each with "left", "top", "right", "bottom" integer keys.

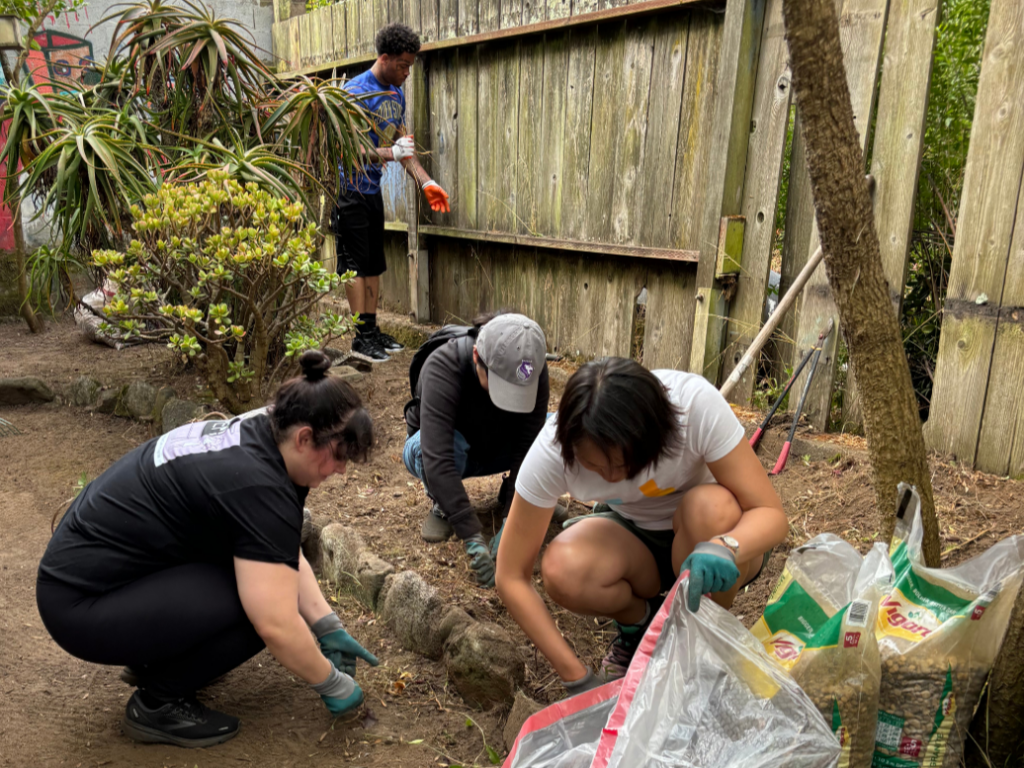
[
  {"left": 872, "top": 484, "right": 1024, "bottom": 768},
  {"left": 753, "top": 536, "right": 892, "bottom": 767},
  {"left": 593, "top": 576, "right": 840, "bottom": 768}
]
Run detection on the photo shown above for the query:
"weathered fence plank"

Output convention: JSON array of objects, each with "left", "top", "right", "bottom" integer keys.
[
  {"left": 516, "top": 39, "right": 545, "bottom": 234},
  {"left": 610, "top": 18, "right": 655, "bottom": 244},
  {"left": 456, "top": 46, "right": 479, "bottom": 230},
  {"left": 477, "top": 43, "right": 499, "bottom": 229},
  {"left": 479, "top": 0, "right": 500, "bottom": 33},
  {"left": 584, "top": 21, "right": 627, "bottom": 241},
  {"left": 346, "top": 0, "right": 360, "bottom": 58},
  {"left": 719, "top": 0, "right": 791, "bottom": 403},
  {"left": 523, "top": 0, "right": 545, "bottom": 25},
  {"left": 374, "top": 0, "right": 388, "bottom": 39},
  {"left": 559, "top": 26, "right": 597, "bottom": 240},
  {"left": 421, "top": 0, "right": 439, "bottom": 41},
  {"left": 496, "top": 43, "right": 521, "bottom": 232},
  {"left": 459, "top": 0, "right": 478, "bottom": 34},
  {"left": 430, "top": 51, "right": 459, "bottom": 224},
  {"left": 785, "top": 0, "right": 889, "bottom": 429},
  {"left": 381, "top": 232, "right": 413, "bottom": 313},
  {"left": 332, "top": 3, "right": 347, "bottom": 61},
  {"left": 548, "top": 0, "right": 570, "bottom": 21},
  {"left": 502, "top": 0, "right": 524, "bottom": 29},
  {"left": 643, "top": 263, "right": 699, "bottom": 370},
  {"left": 536, "top": 32, "right": 569, "bottom": 235},
  {"left": 927, "top": 0, "right": 1024, "bottom": 469},
  {"left": 440, "top": 0, "right": 458, "bottom": 39},
  {"left": 638, "top": 13, "right": 688, "bottom": 249}
]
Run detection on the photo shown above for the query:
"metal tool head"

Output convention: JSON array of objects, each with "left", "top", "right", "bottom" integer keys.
[
  {"left": 0, "top": 417, "right": 21, "bottom": 437},
  {"left": 818, "top": 317, "right": 835, "bottom": 341}
]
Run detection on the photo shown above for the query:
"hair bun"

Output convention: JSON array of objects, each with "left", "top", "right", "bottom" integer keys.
[{"left": 299, "top": 350, "right": 332, "bottom": 381}]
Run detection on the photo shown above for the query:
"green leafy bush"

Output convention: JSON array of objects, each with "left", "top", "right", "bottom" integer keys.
[{"left": 94, "top": 172, "right": 355, "bottom": 413}]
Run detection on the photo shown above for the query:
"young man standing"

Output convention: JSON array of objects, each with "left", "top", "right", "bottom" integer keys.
[
  {"left": 338, "top": 23, "right": 450, "bottom": 363},
  {"left": 402, "top": 314, "right": 549, "bottom": 588}
]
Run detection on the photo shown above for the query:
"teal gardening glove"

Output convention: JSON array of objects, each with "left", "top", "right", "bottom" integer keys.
[
  {"left": 312, "top": 613, "right": 379, "bottom": 678},
  {"left": 680, "top": 541, "right": 740, "bottom": 612},
  {"left": 464, "top": 533, "right": 496, "bottom": 588},
  {"left": 311, "top": 665, "right": 364, "bottom": 716}
]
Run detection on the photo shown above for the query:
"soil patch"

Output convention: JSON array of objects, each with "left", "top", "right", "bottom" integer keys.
[{"left": 2, "top": 316, "right": 1022, "bottom": 767}]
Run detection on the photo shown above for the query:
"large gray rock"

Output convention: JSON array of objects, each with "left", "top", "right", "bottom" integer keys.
[
  {"left": 124, "top": 380, "right": 157, "bottom": 420},
  {"left": 503, "top": 691, "right": 544, "bottom": 750},
  {"left": 329, "top": 365, "right": 364, "bottom": 386},
  {"left": 320, "top": 523, "right": 366, "bottom": 584},
  {"left": 68, "top": 376, "right": 102, "bottom": 407},
  {"left": 161, "top": 399, "right": 203, "bottom": 432},
  {"left": 0, "top": 377, "right": 55, "bottom": 405},
  {"left": 94, "top": 385, "right": 127, "bottom": 415},
  {"left": 379, "top": 570, "right": 447, "bottom": 659},
  {"left": 301, "top": 508, "right": 324, "bottom": 573},
  {"left": 445, "top": 622, "right": 525, "bottom": 710},
  {"left": 152, "top": 386, "right": 176, "bottom": 426},
  {"left": 547, "top": 365, "right": 571, "bottom": 394}
]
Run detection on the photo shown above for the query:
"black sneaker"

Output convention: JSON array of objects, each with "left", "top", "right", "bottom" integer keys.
[
  {"left": 599, "top": 595, "right": 665, "bottom": 680},
  {"left": 374, "top": 329, "right": 405, "bottom": 354},
  {"left": 350, "top": 334, "right": 390, "bottom": 363},
  {"left": 122, "top": 690, "right": 240, "bottom": 748}
]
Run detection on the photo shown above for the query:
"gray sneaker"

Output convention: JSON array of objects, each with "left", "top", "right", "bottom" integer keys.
[{"left": 421, "top": 504, "right": 454, "bottom": 542}]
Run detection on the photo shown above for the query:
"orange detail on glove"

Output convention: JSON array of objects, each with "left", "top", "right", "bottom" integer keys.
[{"left": 422, "top": 181, "right": 450, "bottom": 213}]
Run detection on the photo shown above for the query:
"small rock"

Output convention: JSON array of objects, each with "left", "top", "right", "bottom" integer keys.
[
  {"left": 95, "top": 386, "right": 127, "bottom": 415},
  {"left": 444, "top": 622, "right": 525, "bottom": 709},
  {"left": 124, "top": 380, "right": 157, "bottom": 420},
  {"left": 437, "top": 606, "right": 475, "bottom": 646},
  {"left": 503, "top": 691, "right": 544, "bottom": 750},
  {"left": 68, "top": 376, "right": 101, "bottom": 407},
  {"left": 301, "top": 508, "right": 324, "bottom": 573},
  {"left": 0, "top": 376, "right": 55, "bottom": 405},
  {"left": 356, "top": 552, "right": 395, "bottom": 609},
  {"left": 152, "top": 386, "right": 176, "bottom": 426},
  {"left": 329, "top": 365, "right": 364, "bottom": 386},
  {"left": 161, "top": 399, "right": 203, "bottom": 433},
  {"left": 380, "top": 571, "right": 447, "bottom": 659}
]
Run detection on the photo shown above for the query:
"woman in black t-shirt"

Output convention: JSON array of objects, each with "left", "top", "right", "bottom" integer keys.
[{"left": 37, "top": 351, "right": 377, "bottom": 749}]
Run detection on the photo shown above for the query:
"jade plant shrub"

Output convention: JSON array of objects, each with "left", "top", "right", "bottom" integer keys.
[{"left": 93, "top": 171, "right": 354, "bottom": 413}]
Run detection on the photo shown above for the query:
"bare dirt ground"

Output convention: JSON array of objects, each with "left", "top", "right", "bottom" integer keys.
[{"left": 2, "top": 315, "right": 1022, "bottom": 768}]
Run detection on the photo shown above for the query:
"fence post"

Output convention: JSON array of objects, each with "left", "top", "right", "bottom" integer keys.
[
  {"left": 407, "top": 55, "right": 432, "bottom": 321},
  {"left": 688, "top": 0, "right": 766, "bottom": 382}
]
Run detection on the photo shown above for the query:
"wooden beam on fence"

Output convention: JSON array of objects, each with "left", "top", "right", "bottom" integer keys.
[
  {"left": 782, "top": 0, "right": 889, "bottom": 431},
  {"left": 841, "top": 0, "right": 940, "bottom": 426},
  {"left": 275, "top": 0, "right": 725, "bottom": 78},
  {"left": 406, "top": 60, "right": 432, "bottom": 322},
  {"left": 688, "top": 0, "right": 766, "bottom": 382},
  {"left": 926, "top": 0, "right": 1024, "bottom": 473},
  {"left": 718, "top": 0, "right": 791, "bottom": 404},
  {"left": 413, "top": 224, "right": 700, "bottom": 261}
]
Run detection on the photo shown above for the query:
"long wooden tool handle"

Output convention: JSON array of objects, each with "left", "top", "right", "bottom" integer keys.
[{"left": 719, "top": 245, "right": 825, "bottom": 400}]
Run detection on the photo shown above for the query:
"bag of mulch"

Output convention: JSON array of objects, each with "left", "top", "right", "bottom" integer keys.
[
  {"left": 505, "top": 576, "right": 839, "bottom": 768},
  {"left": 872, "top": 484, "right": 1024, "bottom": 768},
  {"left": 504, "top": 681, "right": 621, "bottom": 768},
  {"left": 753, "top": 535, "right": 893, "bottom": 768}
]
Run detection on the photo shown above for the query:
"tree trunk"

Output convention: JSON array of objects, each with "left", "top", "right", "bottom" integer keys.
[
  {"left": 965, "top": 587, "right": 1024, "bottom": 767},
  {"left": 780, "top": 0, "right": 940, "bottom": 565}
]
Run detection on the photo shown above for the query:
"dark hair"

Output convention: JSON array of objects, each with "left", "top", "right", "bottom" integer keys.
[
  {"left": 375, "top": 23, "right": 421, "bottom": 57},
  {"left": 555, "top": 357, "right": 681, "bottom": 478},
  {"left": 270, "top": 350, "right": 373, "bottom": 463}
]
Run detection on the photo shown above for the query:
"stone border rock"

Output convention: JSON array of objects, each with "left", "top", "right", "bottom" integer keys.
[{"left": 312, "top": 519, "right": 525, "bottom": 711}]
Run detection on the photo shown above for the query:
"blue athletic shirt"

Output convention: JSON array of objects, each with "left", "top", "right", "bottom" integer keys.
[{"left": 342, "top": 68, "right": 407, "bottom": 195}]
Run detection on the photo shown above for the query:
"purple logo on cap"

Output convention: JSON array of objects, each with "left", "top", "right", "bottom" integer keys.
[{"left": 517, "top": 359, "right": 534, "bottom": 381}]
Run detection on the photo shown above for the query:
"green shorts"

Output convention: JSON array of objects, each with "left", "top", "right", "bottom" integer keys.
[{"left": 564, "top": 509, "right": 772, "bottom": 594}]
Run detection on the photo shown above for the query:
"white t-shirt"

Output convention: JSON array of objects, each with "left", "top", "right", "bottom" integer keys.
[{"left": 516, "top": 370, "right": 745, "bottom": 531}]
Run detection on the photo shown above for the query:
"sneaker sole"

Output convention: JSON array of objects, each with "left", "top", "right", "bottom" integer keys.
[
  {"left": 382, "top": 346, "right": 405, "bottom": 355},
  {"left": 122, "top": 717, "right": 240, "bottom": 748},
  {"left": 348, "top": 350, "right": 391, "bottom": 364}
]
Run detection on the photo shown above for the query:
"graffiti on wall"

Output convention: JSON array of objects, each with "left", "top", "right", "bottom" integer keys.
[{"left": 24, "top": 30, "right": 100, "bottom": 94}]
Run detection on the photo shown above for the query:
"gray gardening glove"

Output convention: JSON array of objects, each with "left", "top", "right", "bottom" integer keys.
[
  {"left": 311, "top": 666, "right": 364, "bottom": 716},
  {"left": 562, "top": 669, "right": 604, "bottom": 698},
  {"left": 464, "top": 533, "right": 496, "bottom": 588}
]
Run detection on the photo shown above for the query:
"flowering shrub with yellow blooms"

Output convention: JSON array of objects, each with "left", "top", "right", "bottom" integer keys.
[{"left": 93, "top": 171, "right": 355, "bottom": 413}]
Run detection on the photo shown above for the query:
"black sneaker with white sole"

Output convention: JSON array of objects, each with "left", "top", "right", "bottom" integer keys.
[
  {"left": 350, "top": 334, "right": 390, "bottom": 363},
  {"left": 374, "top": 329, "right": 405, "bottom": 354},
  {"left": 123, "top": 690, "right": 240, "bottom": 748}
]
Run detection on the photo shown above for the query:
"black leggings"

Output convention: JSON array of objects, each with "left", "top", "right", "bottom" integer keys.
[{"left": 36, "top": 563, "right": 265, "bottom": 700}]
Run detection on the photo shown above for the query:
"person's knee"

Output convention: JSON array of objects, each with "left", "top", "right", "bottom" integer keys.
[
  {"left": 540, "top": 539, "right": 592, "bottom": 609},
  {"left": 673, "top": 484, "right": 742, "bottom": 539}
]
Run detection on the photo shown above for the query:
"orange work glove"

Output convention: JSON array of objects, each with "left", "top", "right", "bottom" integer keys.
[{"left": 421, "top": 180, "right": 450, "bottom": 213}]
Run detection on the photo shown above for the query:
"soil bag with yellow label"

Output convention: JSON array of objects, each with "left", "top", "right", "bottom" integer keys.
[
  {"left": 871, "top": 484, "right": 1024, "bottom": 768},
  {"left": 752, "top": 536, "right": 892, "bottom": 768}
]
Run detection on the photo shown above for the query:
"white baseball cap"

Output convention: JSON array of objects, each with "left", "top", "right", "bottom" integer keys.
[{"left": 475, "top": 314, "right": 547, "bottom": 413}]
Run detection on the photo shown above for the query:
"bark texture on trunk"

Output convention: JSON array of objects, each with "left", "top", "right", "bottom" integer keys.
[{"left": 780, "top": 0, "right": 939, "bottom": 565}]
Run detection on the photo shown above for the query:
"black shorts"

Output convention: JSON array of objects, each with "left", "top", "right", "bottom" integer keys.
[{"left": 334, "top": 189, "right": 386, "bottom": 278}]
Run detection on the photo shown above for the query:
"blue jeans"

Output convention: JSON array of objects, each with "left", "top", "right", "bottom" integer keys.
[{"left": 402, "top": 430, "right": 510, "bottom": 491}]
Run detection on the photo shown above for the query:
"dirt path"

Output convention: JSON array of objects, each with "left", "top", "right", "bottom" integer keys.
[{"left": 2, "top": 317, "right": 1021, "bottom": 767}]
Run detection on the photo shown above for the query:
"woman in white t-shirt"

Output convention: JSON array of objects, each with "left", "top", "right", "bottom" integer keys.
[{"left": 494, "top": 357, "right": 786, "bottom": 696}]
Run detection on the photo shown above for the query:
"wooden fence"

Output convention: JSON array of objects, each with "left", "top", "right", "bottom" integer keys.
[{"left": 275, "top": 0, "right": 1024, "bottom": 476}]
